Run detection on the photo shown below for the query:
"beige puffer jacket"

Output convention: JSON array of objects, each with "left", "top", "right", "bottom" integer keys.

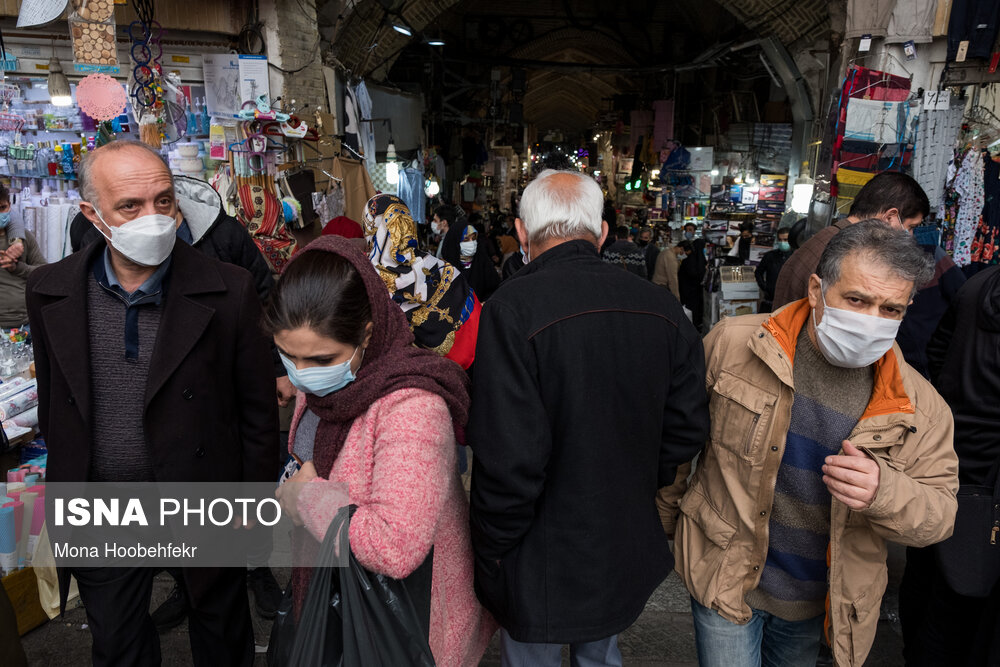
[{"left": 662, "top": 300, "right": 958, "bottom": 666}]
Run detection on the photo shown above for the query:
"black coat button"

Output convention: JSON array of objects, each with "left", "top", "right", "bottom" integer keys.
[
  {"left": 195, "top": 447, "right": 206, "bottom": 457},
  {"left": 182, "top": 388, "right": 194, "bottom": 400},
  {"left": 67, "top": 396, "right": 75, "bottom": 405}
]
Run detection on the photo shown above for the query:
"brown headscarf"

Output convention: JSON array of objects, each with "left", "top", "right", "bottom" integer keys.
[
  {"left": 287, "top": 236, "right": 470, "bottom": 613},
  {"left": 292, "top": 234, "right": 471, "bottom": 477}
]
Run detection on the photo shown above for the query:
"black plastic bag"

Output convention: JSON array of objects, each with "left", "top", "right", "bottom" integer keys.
[{"left": 268, "top": 505, "right": 436, "bottom": 666}]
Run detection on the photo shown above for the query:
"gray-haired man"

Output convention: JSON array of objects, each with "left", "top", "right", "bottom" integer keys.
[
  {"left": 470, "top": 170, "right": 709, "bottom": 666},
  {"left": 660, "top": 220, "right": 959, "bottom": 667}
]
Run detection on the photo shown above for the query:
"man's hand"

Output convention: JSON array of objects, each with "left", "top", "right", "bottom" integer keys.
[
  {"left": 822, "top": 440, "right": 881, "bottom": 510},
  {"left": 275, "top": 460, "right": 317, "bottom": 525},
  {"left": 6, "top": 240, "right": 24, "bottom": 261},
  {"left": 0, "top": 251, "right": 17, "bottom": 272},
  {"left": 276, "top": 375, "right": 297, "bottom": 408}
]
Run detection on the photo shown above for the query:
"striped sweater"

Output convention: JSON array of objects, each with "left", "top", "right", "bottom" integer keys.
[{"left": 745, "top": 327, "right": 874, "bottom": 621}]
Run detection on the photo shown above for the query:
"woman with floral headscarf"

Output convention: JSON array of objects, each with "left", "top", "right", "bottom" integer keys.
[{"left": 362, "top": 194, "right": 480, "bottom": 369}]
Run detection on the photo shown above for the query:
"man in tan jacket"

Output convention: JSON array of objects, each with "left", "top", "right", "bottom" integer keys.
[
  {"left": 661, "top": 220, "right": 958, "bottom": 667},
  {"left": 651, "top": 240, "right": 690, "bottom": 300}
]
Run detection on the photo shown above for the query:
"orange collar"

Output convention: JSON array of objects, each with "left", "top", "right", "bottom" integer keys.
[{"left": 762, "top": 299, "right": 914, "bottom": 420}]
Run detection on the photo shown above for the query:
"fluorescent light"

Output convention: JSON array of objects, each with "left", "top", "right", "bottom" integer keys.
[
  {"left": 427, "top": 39, "right": 445, "bottom": 46},
  {"left": 710, "top": 168, "right": 720, "bottom": 176},
  {"left": 385, "top": 142, "right": 399, "bottom": 185},
  {"left": 392, "top": 22, "right": 412, "bottom": 36}
]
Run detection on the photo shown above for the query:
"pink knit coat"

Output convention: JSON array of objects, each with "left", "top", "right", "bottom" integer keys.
[{"left": 289, "top": 387, "right": 497, "bottom": 666}]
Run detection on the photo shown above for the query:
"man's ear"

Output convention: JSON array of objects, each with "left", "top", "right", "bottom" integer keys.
[
  {"left": 807, "top": 273, "right": 823, "bottom": 310},
  {"left": 598, "top": 219, "right": 609, "bottom": 248},
  {"left": 514, "top": 217, "right": 529, "bottom": 251},
  {"left": 79, "top": 201, "right": 101, "bottom": 227}
]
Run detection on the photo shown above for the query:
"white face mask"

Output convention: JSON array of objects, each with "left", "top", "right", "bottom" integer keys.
[
  {"left": 812, "top": 284, "right": 901, "bottom": 368},
  {"left": 431, "top": 221, "right": 440, "bottom": 234},
  {"left": 94, "top": 209, "right": 177, "bottom": 267},
  {"left": 459, "top": 240, "right": 478, "bottom": 257}
]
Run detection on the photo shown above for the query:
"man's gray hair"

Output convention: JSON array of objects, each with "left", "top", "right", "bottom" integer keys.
[
  {"left": 518, "top": 169, "right": 604, "bottom": 245},
  {"left": 816, "top": 219, "right": 934, "bottom": 298},
  {"left": 77, "top": 139, "right": 172, "bottom": 208}
]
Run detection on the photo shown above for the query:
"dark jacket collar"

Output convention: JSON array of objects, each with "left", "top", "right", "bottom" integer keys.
[{"left": 521, "top": 238, "right": 601, "bottom": 276}]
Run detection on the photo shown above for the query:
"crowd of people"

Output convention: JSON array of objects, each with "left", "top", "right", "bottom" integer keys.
[{"left": 0, "top": 140, "right": 997, "bottom": 667}]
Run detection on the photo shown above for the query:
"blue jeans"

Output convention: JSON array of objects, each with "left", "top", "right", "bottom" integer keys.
[
  {"left": 691, "top": 597, "right": 824, "bottom": 667},
  {"left": 500, "top": 629, "right": 622, "bottom": 667}
]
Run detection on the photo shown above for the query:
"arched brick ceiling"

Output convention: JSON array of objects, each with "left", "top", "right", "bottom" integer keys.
[
  {"left": 323, "top": 0, "right": 830, "bottom": 131},
  {"left": 327, "top": 0, "right": 831, "bottom": 75}
]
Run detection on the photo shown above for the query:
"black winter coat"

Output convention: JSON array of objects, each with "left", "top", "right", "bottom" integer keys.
[
  {"left": 927, "top": 265, "right": 1000, "bottom": 485},
  {"left": 469, "top": 239, "right": 709, "bottom": 643},
  {"left": 755, "top": 248, "right": 792, "bottom": 302},
  {"left": 27, "top": 241, "right": 278, "bottom": 605}
]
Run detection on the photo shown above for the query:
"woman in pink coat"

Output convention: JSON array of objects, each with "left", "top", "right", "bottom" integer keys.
[{"left": 267, "top": 235, "right": 496, "bottom": 666}]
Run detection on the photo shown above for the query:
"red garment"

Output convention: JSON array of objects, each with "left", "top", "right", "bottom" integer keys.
[
  {"left": 444, "top": 296, "right": 480, "bottom": 370},
  {"left": 320, "top": 215, "right": 364, "bottom": 239}
]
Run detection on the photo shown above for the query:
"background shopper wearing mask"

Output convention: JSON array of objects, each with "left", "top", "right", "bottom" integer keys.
[
  {"left": 651, "top": 240, "right": 691, "bottom": 300},
  {"left": 754, "top": 227, "right": 793, "bottom": 313},
  {"left": 661, "top": 221, "right": 958, "bottom": 667},
  {"left": 0, "top": 183, "right": 46, "bottom": 328},
  {"left": 442, "top": 223, "right": 501, "bottom": 302},
  {"left": 679, "top": 222, "right": 707, "bottom": 331},
  {"left": 26, "top": 140, "right": 278, "bottom": 666},
  {"left": 267, "top": 235, "right": 496, "bottom": 666},
  {"left": 432, "top": 204, "right": 457, "bottom": 258}
]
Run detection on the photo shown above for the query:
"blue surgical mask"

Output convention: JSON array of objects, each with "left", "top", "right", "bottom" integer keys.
[
  {"left": 279, "top": 347, "right": 363, "bottom": 397},
  {"left": 776, "top": 241, "right": 791, "bottom": 252},
  {"left": 684, "top": 231, "right": 694, "bottom": 240},
  {"left": 0, "top": 212, "right": 10, "bottom": 229}
]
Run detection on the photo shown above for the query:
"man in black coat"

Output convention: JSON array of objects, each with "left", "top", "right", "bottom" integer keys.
[
  {"left": 469, "top": 169, "right": 709, "bottom": 665},
  {"left": 899, "top": 265, "right": 1000, "bottom": 666},
  {"left": 71, "top": 174, "right": 292, "bottom": 624},
  {"left": 754, "top": 226, "right": 793, "bottom": 313},
  {"left": 26, "top": 140, "right": 278, "bottom": 666},
  {"left": 678, "top": 222, "right": 707, "bottom": 331}
]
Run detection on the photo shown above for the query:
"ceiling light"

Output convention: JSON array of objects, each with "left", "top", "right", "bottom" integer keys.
[
  {"left": 424, "top": 178, "right": 440, "bottom": 197},
  {"left": 385, "top": 141, "right": 399, "bottom": 185},
  {"left": 47, "top": 56, "right": 72, "bottom": 106},
  {"left": 392, "top": 19, "right": 412, "bottom": 36},
  {"left": 426, "top": 38, "right": 445, "bottom": 46}
]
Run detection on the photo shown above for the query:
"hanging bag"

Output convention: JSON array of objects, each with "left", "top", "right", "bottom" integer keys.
[
  {"left": 267, "top": 505, "right": 435, "bottom": 666},
  {"left": 933, "top": 458, "right": 1000, "bottom": 598}
]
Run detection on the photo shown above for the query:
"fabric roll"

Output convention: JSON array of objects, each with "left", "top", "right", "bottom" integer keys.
[
  {"left": 5, "top": 482, "right": 24, "bottom": 494},
  {"left": 21, "top": 206, "right": 34, "bottom": 236},
  {"left": 1, "top": 500, "right": 23, "bottom": 542},
  {"left": 5, "top": 469, "right": 23, "bottom": 483},
  {"left": 26, "top": 485, "right": 44, "bottom": 496},
  {"left": 0, "top": 482, "right": 5, "bottom": 498},
  {"left": 0, "top": 378, "right": 31, "bottom": 401},
  {"left": 0, "top": 505, "right": 15, "bottom": 574},
  {"left": 10, "top": 407, "right": 38, "bottom": 428},
  {"left": 0, "top": 386, "right": 38, "bottom": 421},
  {"left": 30, "top": 497, "right": 44, "bottom": 536},
  {"left": 18, "top": 492, "right": 35, "bottom": 566},
  {"left": 23, "top": 474, "right": 37, "bottom": 486}
]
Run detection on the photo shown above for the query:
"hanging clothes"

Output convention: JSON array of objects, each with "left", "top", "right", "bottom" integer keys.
[
  {"left": 948, "top": 149, "right": 985, "bottom": 267},
  {"left": 970, "top": 156, "right": 1000, "bottom": 266},
  {"left": 912, "top": 104, "right": 965, "bottom": 211},
  {"left": 331, "top": 156, "right": 376, "bottom": 224},
  {"left": 342, "top": 85, "right": 362, "bottom": 156},
  {"left": 846, "top": 0, "right": 896, "bottom": 38},
  {"left": 352, "top": 81, "right": 377, "bottom": 171},
  {"left": 886, "top": 0, "right": 939, "bottom": 43},
  {"left": 397, "top": 167, "right": 426, "bottom": 224},
  {"left": 236, "top": 184, "right": 297, "bottom": 275},
  {"left": 947, "top": 0, "right": 1000, "bottom": 61}
]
